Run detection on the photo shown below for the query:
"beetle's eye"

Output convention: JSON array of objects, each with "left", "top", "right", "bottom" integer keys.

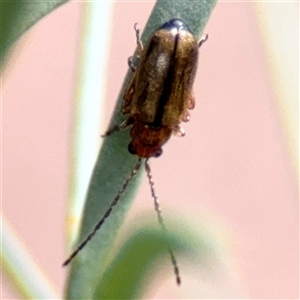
[
  {"left": 128, "top": 142, "right": 137, "bottom": 155},
  {"left": 154, "top": 148, "right": 162, "bottom": 157}
]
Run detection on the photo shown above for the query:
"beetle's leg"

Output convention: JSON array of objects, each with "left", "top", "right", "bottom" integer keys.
[
  {"left": 102, "top": 117, "right": 134, "bottom": 137},
  {"left": 134, "top": 23, "right": 143, "bottom": 55},
  {"left": 198, "top": 33, "right": 208, "bottom": 48},
  {"left": 128, "top": 23, "right": 144, "bottom": 73},
  {"left": 127, "top": 56, "right": 136, "bottom": 72},
  {"left": 122, "top": 101, "right": 131, "bottom": 115},
  {"left": 172, "top": 124, "right": 185, "bottom": 137},
  {"left": 187, "top": 91, "right": 195, "bottom": 110},
  {"left": 180, "top": 92, "right": 194, "bottom": 122},
  {"left": 122, "top": 99, "right": 131, "bottom": 115},
  {"left": 181, "top": 109, "right": 190, "bottom": 122},
  {"left": 122, "top": 76, "right": 136, "bottom": 114}
]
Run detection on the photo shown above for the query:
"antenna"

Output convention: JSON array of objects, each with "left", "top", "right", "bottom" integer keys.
[
  {"left": 145, "top": 158, "right": 181, "bottom": 285},
  {"left": 63, "top": 158, "right": 142, "bottom": 266}
]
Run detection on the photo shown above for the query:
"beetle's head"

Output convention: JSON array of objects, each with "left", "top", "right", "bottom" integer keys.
[{"left": 128, "top": 122, "right": 172, "bottom": 158}]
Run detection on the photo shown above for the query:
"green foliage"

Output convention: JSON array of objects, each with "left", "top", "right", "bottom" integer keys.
[
  {"left": 93, "top": 224, "right": 214, "bottom": 299},
  {"left": 0, "top": 0, "right": 69, "bottom": 67}
]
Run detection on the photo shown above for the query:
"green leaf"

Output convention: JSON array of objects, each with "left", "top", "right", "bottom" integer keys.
[
  {"left": 0, "top": 0, "right": 70, "bottom": 67},
  {"left": 65, "top": 0, "right": 217, "bottom": 299},
  {"left": 93, "top": 222, "right": 216, "bottom": 299},
  {"left": 2, "top": 217, "right": 59, "bottom": 299}
]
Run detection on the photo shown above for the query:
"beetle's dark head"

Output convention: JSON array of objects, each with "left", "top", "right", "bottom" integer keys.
[{"left": 128, "top": 123, "right": 172, "bottom": 158}]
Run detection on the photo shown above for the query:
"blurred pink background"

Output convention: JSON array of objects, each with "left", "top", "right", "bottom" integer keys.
[{"left": 2, "top": 1, "right": 298, "bottom": 299}]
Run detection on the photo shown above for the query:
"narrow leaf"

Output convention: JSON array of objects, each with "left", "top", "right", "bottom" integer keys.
[
  {"left": 94, "top": 223, "right": 215, "bottom": 299},
  {"left": 0, "top": 0, "right": 70, "bottom": 66}
]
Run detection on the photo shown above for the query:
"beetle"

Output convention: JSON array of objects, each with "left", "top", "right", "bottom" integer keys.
[{"left": 63, "top": 18, "right": 208, "bottom": 285}]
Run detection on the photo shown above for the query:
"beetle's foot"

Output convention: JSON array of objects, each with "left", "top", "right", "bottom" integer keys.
[
  {"left": 134, "top": 22, "right": 143, "bottom": 54},
  {"left": 181, "top": 109, "right": 190, "bottom": 122},
  {"left": 187, "top": 92, "right": 195, "bottom": 110},
  {"left": 127, "top": 56, "right": 136, "bottom": 72},
  {"left": 101, "top": 125, "right": 121, "bottom": 137},
  {"left": 198, "top": 33, "right": 208, "bottom": 48},
  {"left": 101, "top": 118, "right": 133, "bottom": 137},
  {"left": 172, "top": 125, "right": 185, "bottom": 137}
]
